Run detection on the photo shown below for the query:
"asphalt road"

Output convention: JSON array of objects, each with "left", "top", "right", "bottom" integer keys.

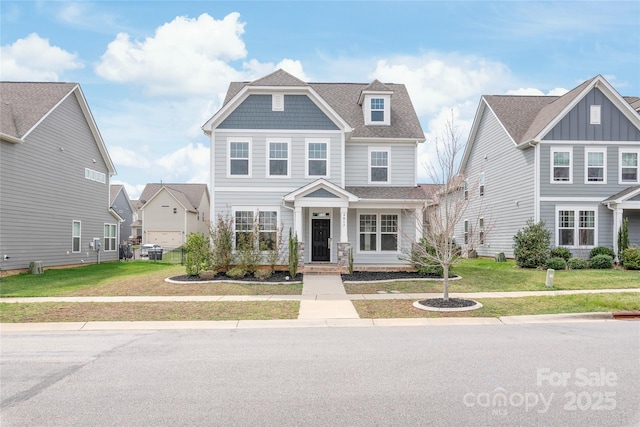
[{"left": 1, "top": 322, "right": 639, "bottom": 426}]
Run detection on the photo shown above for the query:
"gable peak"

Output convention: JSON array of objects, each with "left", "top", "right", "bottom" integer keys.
[{"left": 249, "top": 69, "right": 308, "bottom": 87}]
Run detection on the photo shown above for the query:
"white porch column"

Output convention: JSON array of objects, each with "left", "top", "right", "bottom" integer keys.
[
  {"left": 340, "top": 207, "right": 348, "bottom": 242},
  {"left": 612, "top": 205, "right": 623, "bottom": 257},
  {"left": 294, "top": 206, "right": 303, "bottom": 241}
]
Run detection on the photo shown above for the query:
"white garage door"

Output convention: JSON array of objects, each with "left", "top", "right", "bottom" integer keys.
[{"left": 146, "top": 231, "right": 183, "bottom": 249}]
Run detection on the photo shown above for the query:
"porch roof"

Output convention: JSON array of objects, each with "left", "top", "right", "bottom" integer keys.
[
  {"left": 346, "top": 186, "right": 427, "bottom": 201},
  {"left": 602, "top": 186, "right": 640, "bottom": 204}
]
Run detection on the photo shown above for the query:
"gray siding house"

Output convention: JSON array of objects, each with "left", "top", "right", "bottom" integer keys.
[
  {"left": 459, "top": 75, "right": 640, "bottom": 258},
  {"left": 0, "top": 82, "right": 118, "bottom": 271},
  {"left": 110, "top": 184, "right": 135, "bottom": 244},
  {"left": 202, "top": 70, "right": 426, "bottom": 269}
]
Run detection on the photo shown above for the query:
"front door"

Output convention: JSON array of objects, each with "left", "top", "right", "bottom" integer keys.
[{"left": 312, "top": 219, "right": 330, "bottom": 261}]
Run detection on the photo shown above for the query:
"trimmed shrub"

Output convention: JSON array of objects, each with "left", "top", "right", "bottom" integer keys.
[
  {"left": 546, "top": 257, "right": 567, "bottom": 270},
  {"left": 288, "top": 229, "right": 299, "bottom": 278},
  {"left": 410, "top": 238, "right": 445, "bottom": 277},
  {"left": 589, "top": 246, "right": 615, "bottom": 259},
  {"left": 184, "top": 232, "right": 210, "bottom": 276},
  {"left": 513, "top": 220, "right": 551, "bottom": 268},
  {"left": 254, "top": 269, "right": 272, "bottom": 280},
  {"left": 226, "top": 267, "right": 247, "bottom": 278},
  {"left": 567, "top": 257, "right": 588, "bottom": 270},
  {"left": 621, "top": 247, "right": 640, "bottom": 270},
  {"left": 550, "top": 247, "right": 572, "bottom": 261},
  {"left": 589, "top": 254, "right": 614, "bottom": 270}
]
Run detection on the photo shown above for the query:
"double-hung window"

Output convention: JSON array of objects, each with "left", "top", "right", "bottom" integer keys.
[
  {"left": 479, "top": 172, "right": 485, "bottom": 196},
  {"left": 557, "top": 208, "right": 596, "bottom": 248},
  {"left": 267, "top": 139, "right": 289, "bottom": 177},
  {"left": 306, "top": 139, "right": 328, "bottom": 178},
  {"left": 551, "top": 147, "right": 572, "bottom": 183},
  {"left": 229, "top": 139, "right": 250, "bottom": 177},
  {"left": 464, "top": 220, "right": 469, "bottom": 245},
  {"left": 359, "top": 213, "right": 398, "bottom": 252},
  {"left": 479, "top": 217, "right": 485, "bottom": 245},
  {"left": 585, "top": 148, "right": 606, "bottom": 183},
  {"left": 72, "top": 221, "right": 81, "bottom": 253},
  {"left": 369, "top": 148, "right": 389, "bottom": 183},
  {"left": 258, "top": 211, "right": 278, "bottom": 250},
  {"left": 620, "top": 149, "right": 640, "bottom": 184},
  {"left": 104, "top": 224, "right": 117, "bottom": 251},
  {"left": 234, "top": 209, "right": 278, "bottom": 250},
  {"left": 234, "top": 210, "right": 253, "bottom": 250},
  {"left": 371, "top": 98, "right": 385, "bottom": 122}
]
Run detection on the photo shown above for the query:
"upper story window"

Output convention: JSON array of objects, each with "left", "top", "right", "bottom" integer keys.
[
  {"left": 620, "top": 149, "right": 640, "bottom": 184},
  {"left": 585, "top": 148, "right": 606, "bottom": 184},
  {"left": 479, "top": 172, "right": 485, "bottom": 196},
  {"left": 306, "top": 139, "right": 329, "bottom": 178},
  {"left": 363, "top": 94, "right": 391, "bottom": 126},
  {"left": 228, "top": 139, "right": 251, "bottom": 177},
  {"left": 551, "top": 147, "right": 572, "bottom": 183},
  {"left": 464, "top": 180, "right": 468, "bottom": 200},
  {"left": 72, "top": 220, "right": 81, "bottom": 253},
  {"left": 590, "top": 105, "right": 601, "bottom": 125},
  {"left": 267, "top": 139, "right": 290, "bottom": 178},
  {"left": 369, "top": 148, "right": 390, "bottom": 183}
]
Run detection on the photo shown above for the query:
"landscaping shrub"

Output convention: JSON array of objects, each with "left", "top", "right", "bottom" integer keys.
[
  {"left": 184, "top": 232, "right": 210, "bottom": 276},
  {"left": 567, "top": 257, "right": 588, "bottom": 270},
  {"left": 198, "top": 270, "right": 217, "bottom": 280},
  {"left": 545, "top": 257, "right": 567, "bottom": 270},
  {"left": 589, "top": 246, "right": 615, "bottom": 259},
  {"left": 589, "top": 254, "right": 613, "bottom": 269},
  {"left": 288, "top": 229, "right": 299, "bottom": 277},
  {"left": 513, "top": 220, "right": 551, "bottom": 268},
  {"left": 226, "top": 267, "right": 247, "bottom": 278},
  {"left": 211, "top": 214, "right": 234, "bottom": 272},
  {"left": 254, "top": 269, "right": 272, "bottom": 280},
  {"left": 618, "top": 218, "right": 629, "bottom": 259},
  {"left": 235, "top": 229, "right": 262, "bottom": 275},
  {"left": 621, "top": 247, "right": 640, "bottom": 270},
  {"left": 410, "top": 238, "right": 445, "bottom": 277},
  {"left": 550, "top": 247, "right": 572, "bottom": 261}
]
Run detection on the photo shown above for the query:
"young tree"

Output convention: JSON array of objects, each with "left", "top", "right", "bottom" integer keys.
[{"left": 402, "top": 111, "right": 492, "bottom": 302}]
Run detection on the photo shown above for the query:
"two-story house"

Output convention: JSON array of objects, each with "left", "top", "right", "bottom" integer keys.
[
  {"left": 458, "top": 75, "right": 640, "bottom": 259},
  {"left": 110, "top": 184, "right": 135, "bottom": 245},
  {"left": 0, "top": 82, "right": 119, "bottom": 272},
  {"left": 138, "top": 183, "right": 210, "bottom": 249},
  {"left": 202, "top": 70, "right": 426, "bottom": 269}
]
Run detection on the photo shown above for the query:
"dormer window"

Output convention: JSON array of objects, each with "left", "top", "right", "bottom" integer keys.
[
  {"left": 363, "top": 94, "right": 391, "bottom": 126},
  {"left": 371, "top": 98, "right": 385, "bottom": 122}
]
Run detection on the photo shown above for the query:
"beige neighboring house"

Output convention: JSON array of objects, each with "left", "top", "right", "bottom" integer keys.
[{"left": 138, "top": 183, "right": 210, "bottom": 249}]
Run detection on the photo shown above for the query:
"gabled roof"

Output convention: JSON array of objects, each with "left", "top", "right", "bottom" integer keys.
[
  {"left": 0, "top": 81, "right": 116, "bottom": 174},
  {"left": 284, "top": 179, "right": 358, "bottom": 202},
  {"left": 206, "top": 70, "right": 425, "bottom": 141},
  {"left": 602, "top": 186, "right": 640, "bottom": 204},
  {"left": 346, "top": 186, "right": 426, "bottom": 201},
  {"left": 110, "top": 184, "right": 135, "bottom": 211},
  {"left": 139, "top": 183, "right": 209, "bottom": 212}
]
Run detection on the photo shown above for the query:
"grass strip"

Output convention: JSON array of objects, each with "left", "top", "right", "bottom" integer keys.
[
  {"left": 353, "top": 293, "right": 640, "bottom": 318},
  {"left": 0, "top": 301, "right": 300, "bottom": 323}
]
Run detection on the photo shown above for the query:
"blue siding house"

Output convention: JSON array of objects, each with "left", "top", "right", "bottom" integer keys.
[
  {"left": 459, "top": 75, "right": 640, "bottom": 258},
  {"left": 202, "top": 70, "right": 427, "bottom": 270}
]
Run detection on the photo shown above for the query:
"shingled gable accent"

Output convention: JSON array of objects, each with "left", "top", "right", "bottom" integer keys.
[
  {"left": 357, "top": 79, "right": 394, "bottom": 105},
  {"left": 139, "top": 183, "right": 208, "bottom": 213},
  {"left": 284, "top": 179, "right": 359, "bottom": 202}
]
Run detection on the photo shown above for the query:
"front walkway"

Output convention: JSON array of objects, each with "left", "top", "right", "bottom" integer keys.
[{"left": 298, "top": 274, "right": 360, "bottom": 319}]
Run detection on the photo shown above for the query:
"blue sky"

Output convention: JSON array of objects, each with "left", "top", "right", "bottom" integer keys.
[{"left": 2, "top": 1, "right": 639, "bottom": 199}]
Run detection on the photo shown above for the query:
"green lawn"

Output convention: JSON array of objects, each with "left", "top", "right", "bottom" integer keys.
[{"left": 344, "top": 258, "right": 640, "bottom": 294}]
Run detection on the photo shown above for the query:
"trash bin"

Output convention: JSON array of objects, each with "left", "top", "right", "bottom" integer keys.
[{"left": 149, "top": 248, "right": 162, "bottom": 261}]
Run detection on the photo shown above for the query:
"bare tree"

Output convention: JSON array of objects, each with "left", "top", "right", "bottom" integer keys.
[{"left": 402, "top": 111, "right": 492, "bottom": 302}]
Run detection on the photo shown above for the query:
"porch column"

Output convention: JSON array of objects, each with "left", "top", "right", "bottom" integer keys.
[
  {"left": 294, "top": 206, "right": 303, "bottom": 242},
  {"left": 340, "top": 207, "right": 348, "bottom": 242},
  {"left": 612, "top": 205, "right": 623, "bottom": 258}
]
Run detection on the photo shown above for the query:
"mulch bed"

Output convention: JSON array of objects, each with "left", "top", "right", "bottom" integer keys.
[
  {"left": 418, "top": 298, "right": 476, "bottom": 308},
  {"left": 170, "top": 271, "right": 303, "bottom": 283}
]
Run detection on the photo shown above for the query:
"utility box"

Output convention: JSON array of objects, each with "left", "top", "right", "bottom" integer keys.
[{"left": 545, "top": 269, "right": 555, "bottom": 288}]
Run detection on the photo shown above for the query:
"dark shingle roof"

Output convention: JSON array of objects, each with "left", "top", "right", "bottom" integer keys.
[
  {"left": 602, "top": 186, "right": 640, "bottom": 202},
  {"left": 0, "top": 82, "right": 77, "bottom": 139},
  {"left": 346, "top": 186, "right": 427, "bottom": 200},
  {"left": 139, "top": 183, "right": 208, "bottom": 212},
  {"left": 219, "top": 70, "right": 425, "bottom": 140}
]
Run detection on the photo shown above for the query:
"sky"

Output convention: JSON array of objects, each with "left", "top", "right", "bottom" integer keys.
[{"left": 1, "top": 1, "right": 639, "bottom": 199}]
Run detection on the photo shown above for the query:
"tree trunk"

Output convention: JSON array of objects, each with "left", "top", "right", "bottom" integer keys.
[{"left": 443, "top": 264, "right": 449, "bottom": 301}]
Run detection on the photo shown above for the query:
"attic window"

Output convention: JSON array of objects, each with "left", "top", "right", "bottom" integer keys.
[
  {"left": 371, "top": 98, "right": 384, "bottom": 122},
  {"left": 364, "top": 94, "right": 390, "bottom": 126},
  {"left": 272, "top": 94, "right": 284, "bottom": 111},
  {"left": 590, "top": 105, "right": 601, "bottom": 125}
]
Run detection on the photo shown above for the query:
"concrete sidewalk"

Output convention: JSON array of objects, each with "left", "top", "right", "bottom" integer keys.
[{"left": 298, "top": 274, "right": 360, "bottom": 319}]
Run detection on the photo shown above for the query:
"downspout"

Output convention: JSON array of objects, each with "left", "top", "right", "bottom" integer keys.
[{"left": 527, "top": 140, "right": 540, "bottom": 222}]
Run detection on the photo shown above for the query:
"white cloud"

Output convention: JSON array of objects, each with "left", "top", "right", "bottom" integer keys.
[
  {"left": 0, "top": 33, "right": 83, "bottom": 81},
  {"left": 108, "top": 145, "right": 152, "bottom": 169},
  {"left": 506, "top": 87, "right": 568, "bottom": 96},
  {"left": 110, "top": 180, "right": 146, "bottom": 201},
  {"left": 95, "top": 12, "right": 247, "bottom": 96},
  {"left": 156, "top": 143, "right": 210, "bottom": 183}
]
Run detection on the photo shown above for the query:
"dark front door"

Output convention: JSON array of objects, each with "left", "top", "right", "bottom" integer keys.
[{"left": 312, "top": 219, "right": 330, "bottom": 261}]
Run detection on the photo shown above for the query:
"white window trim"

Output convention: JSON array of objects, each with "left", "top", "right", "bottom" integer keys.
[
  {"left": 479, "top": 217, "right": 485, "bottom": 246},
  {"left": 368, "top": 147, "right": 391, "bottom": 184},
  {"left": 305, "top": 138, "right": 330, "bottom": 179},
  {"left": 550, "top": 146, "right": 573, "bottom": 184},
  {"left": 266, "top": 138, "right": 291, "bottom": 178},
  {"left": 363, "top": 94, "right": 391, "bottom": 126},
  {"left": 479, "top": 172, "right": 485, "bottom": 196},
  {"left": 555, "top": 205, "right": 598, "bottom": 249},
  {"left": 231, "top": 206, "right": 280, "bottom": 251},
  {"left": 584, "top": 147, "right": 607, "bottom": 184},
  {"left": 356, "top": 211, "right": 400, "bottom": 254},
  {"left": 104, "top": 223, "right": 117, "bottom": 252},
  {"left": 72, "top": 220, "right": 81, "bottom": 253},
  {"left": 590, "top": 105, "right": 601, "bottom": 125},
  {"left": 463, "top": 219, "right": 469, "bottom": 245},
  {"left": 227, "top": 138, "right": 252, "bottom": 178},
  {"left": 619, "top": 148, "right": 640, "bottom": 184}
]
